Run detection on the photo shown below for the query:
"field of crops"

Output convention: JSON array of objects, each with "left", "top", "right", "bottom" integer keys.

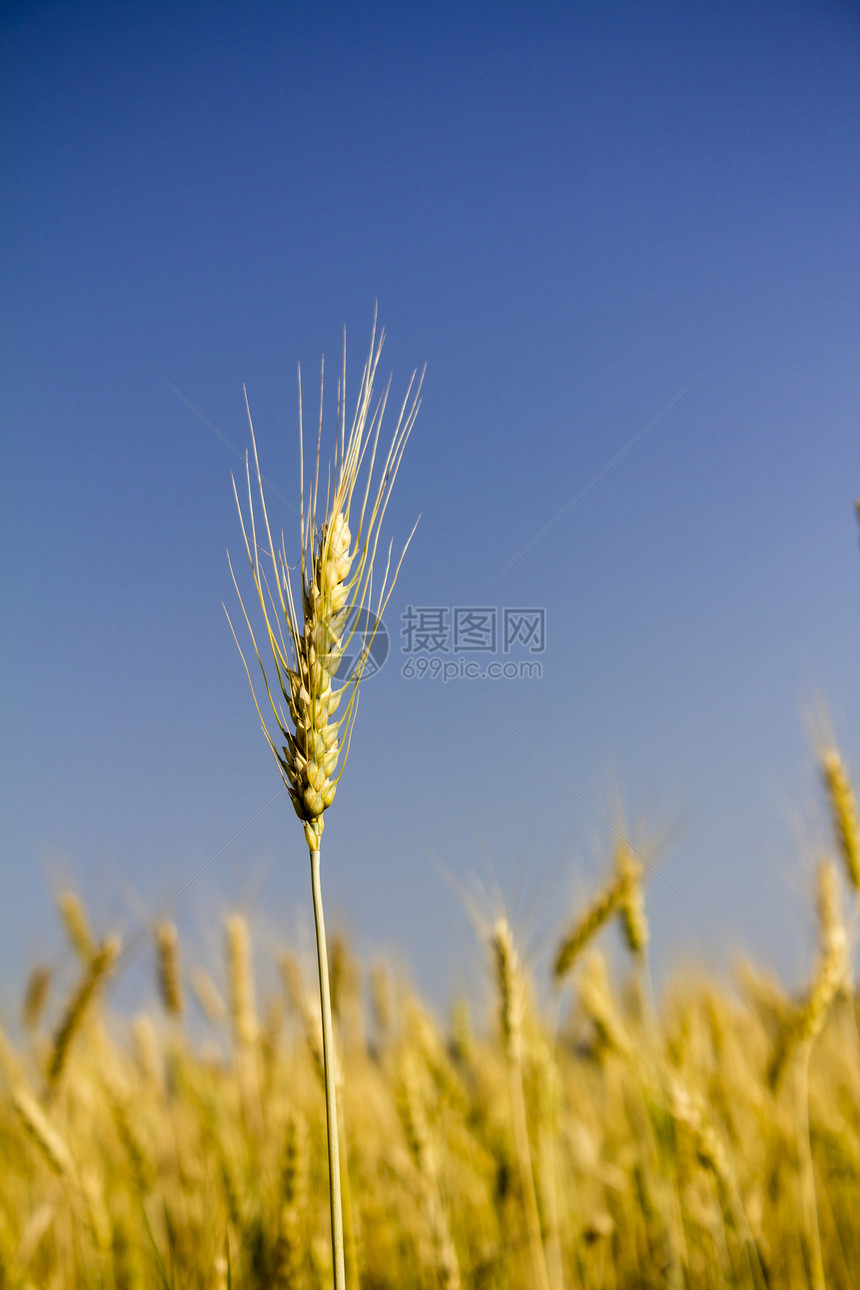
[{"left": 1, "top": 745, "right": 858, "bottom": 1289}]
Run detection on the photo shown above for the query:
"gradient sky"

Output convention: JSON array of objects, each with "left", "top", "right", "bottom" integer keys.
[{"left": 2, "top": 0, "right": 858, "bottom": 1020}]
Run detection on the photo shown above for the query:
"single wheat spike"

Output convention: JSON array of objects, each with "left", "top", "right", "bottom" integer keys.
[
  {"left": 227, "top": 314, "right": 422, "bottom": 853},
  {"left": 275, "top": 1112, "right": 310, "bottom": 1289},
  {"left": 493, "top": 917, "right": 525, "bottom": 1064},
  {"left": 617, "top": 847, "right": 649, "bottom": 955},
  {"left": 22, "top": 966, "right": 52, "bottom": 1031},
  {"left": 768, "top": 859, "right": 849, "bottom": 1088},
  {"left": 131, "top": 1014, "right": 164, "bottom": 1095},
  {"left": 155, "top": 921, "right": 184, "bottom": 1018},
  {"left": 46, "top": 934, "right": 120, "bottom": 1094},
  {"left": 329, "top": 932, "right": 362, "bottom": 1031},
  {"left": 11, "top": 1082, "right": 75, "bottom": 1177},
  {"left": 261, "top": 995, "right": 284, "bottom": 1080},
  {"left": 579, "top": 953, "right": 632, "bottom": 1061},
  {"left": 225, "top": 915, "right": 257, "bottom": 1051},
  {"left": 191, "top": 968, "right": 227, "bottom": 1023},
  {"left": 665, "top": 1070, "right": 731, "bottom": 1187},
  {"left": 554, "top": 844, "right": 641, "bottom": 980},
  {"left": 821, "top": 748, "right": 860, "bottom": 892},
  {"left": 58, "top": 890, "right": 96, "bottom": 963}
]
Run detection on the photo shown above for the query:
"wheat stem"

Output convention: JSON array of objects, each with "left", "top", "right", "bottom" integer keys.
[
  {"left": 311, "top": 846, "right": 346, "bottom": 1290},
  {"left": 493, "top": 919, "right": 551, "bottom": 1290}
]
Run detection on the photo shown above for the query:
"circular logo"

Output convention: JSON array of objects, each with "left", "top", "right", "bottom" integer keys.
[{"left": 333, "top": 608, "right": 389, "bottom": 683}]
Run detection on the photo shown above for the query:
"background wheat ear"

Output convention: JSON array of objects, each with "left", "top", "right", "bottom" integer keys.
[
  {"left": 226, "top": 315, "right": 422, "bottom": 1290},
  {"left": 821, "top": 747, "right": 860, "bottom": 896}
]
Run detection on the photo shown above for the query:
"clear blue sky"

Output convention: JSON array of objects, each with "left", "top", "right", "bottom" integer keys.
[{"left": 2, "top": 0, "right": 858, "bottom": 1017}]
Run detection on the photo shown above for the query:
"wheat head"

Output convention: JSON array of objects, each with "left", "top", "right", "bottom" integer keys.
[
  {"left": 228, "top": 314, "right": 422, "bottom": 854},
  {"left": 821, "top": 748, "right": 860, "bottom": 893}
]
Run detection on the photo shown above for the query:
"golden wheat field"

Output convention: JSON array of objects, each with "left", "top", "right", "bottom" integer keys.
[{"left": 1, "top": 747, "right": 858, "bottom": 1290}]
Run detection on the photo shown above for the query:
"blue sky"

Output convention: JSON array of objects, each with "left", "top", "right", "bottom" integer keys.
[{"left": 2, "top": 0, "right": 858, "bottom": 1017}]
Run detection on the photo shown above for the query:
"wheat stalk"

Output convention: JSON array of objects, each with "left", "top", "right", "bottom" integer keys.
[
  {"left": 493, "top": 917, "right": 550, "bottom": 1290},
  {"left": 228, "top": 314, "right": 422, "bottom": 1290}
]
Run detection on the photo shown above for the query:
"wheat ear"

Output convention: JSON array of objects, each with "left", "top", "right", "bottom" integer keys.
[
  {"left": 46, "top": 935, "right": 120, "bottom": 1095},
  {"left": 768, "top": 859, "right": 848, "bottom": 1089},
  {"left": 554, "top": 844, "right": 642, "bottom": 980},
  {"left": 228, "top": 314, "right": 421, "bottom": 1290},
  {"left": 58, "top": 890, "right": 96, "bottom": 963},
  {"left": 617, "top": 846, "right": 649, "bottom": 956},
  {"left": 227, "top": 313, "right": 422, "bottom": 853},
  {"left": 821, "top": 748, "right": 860, "bottom": 894},
  {"left": 155, "top": 921, "right": 184, "bottom": 1018},
  {"left": 22, "top": 966, "right": 52, "bottom": 1031},
  {"left": 11, "top": 1081, "right": 75, "bottom": 1177}
]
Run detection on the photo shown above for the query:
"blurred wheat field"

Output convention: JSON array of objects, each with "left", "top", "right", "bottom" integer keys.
[{"left": 1, "top": 754, "right": 859, "bottom": 1289}]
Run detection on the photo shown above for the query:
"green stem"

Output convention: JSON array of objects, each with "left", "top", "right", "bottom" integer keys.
[{"left": 310, "top": 847, "right": 346, "bottom": 1290}]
